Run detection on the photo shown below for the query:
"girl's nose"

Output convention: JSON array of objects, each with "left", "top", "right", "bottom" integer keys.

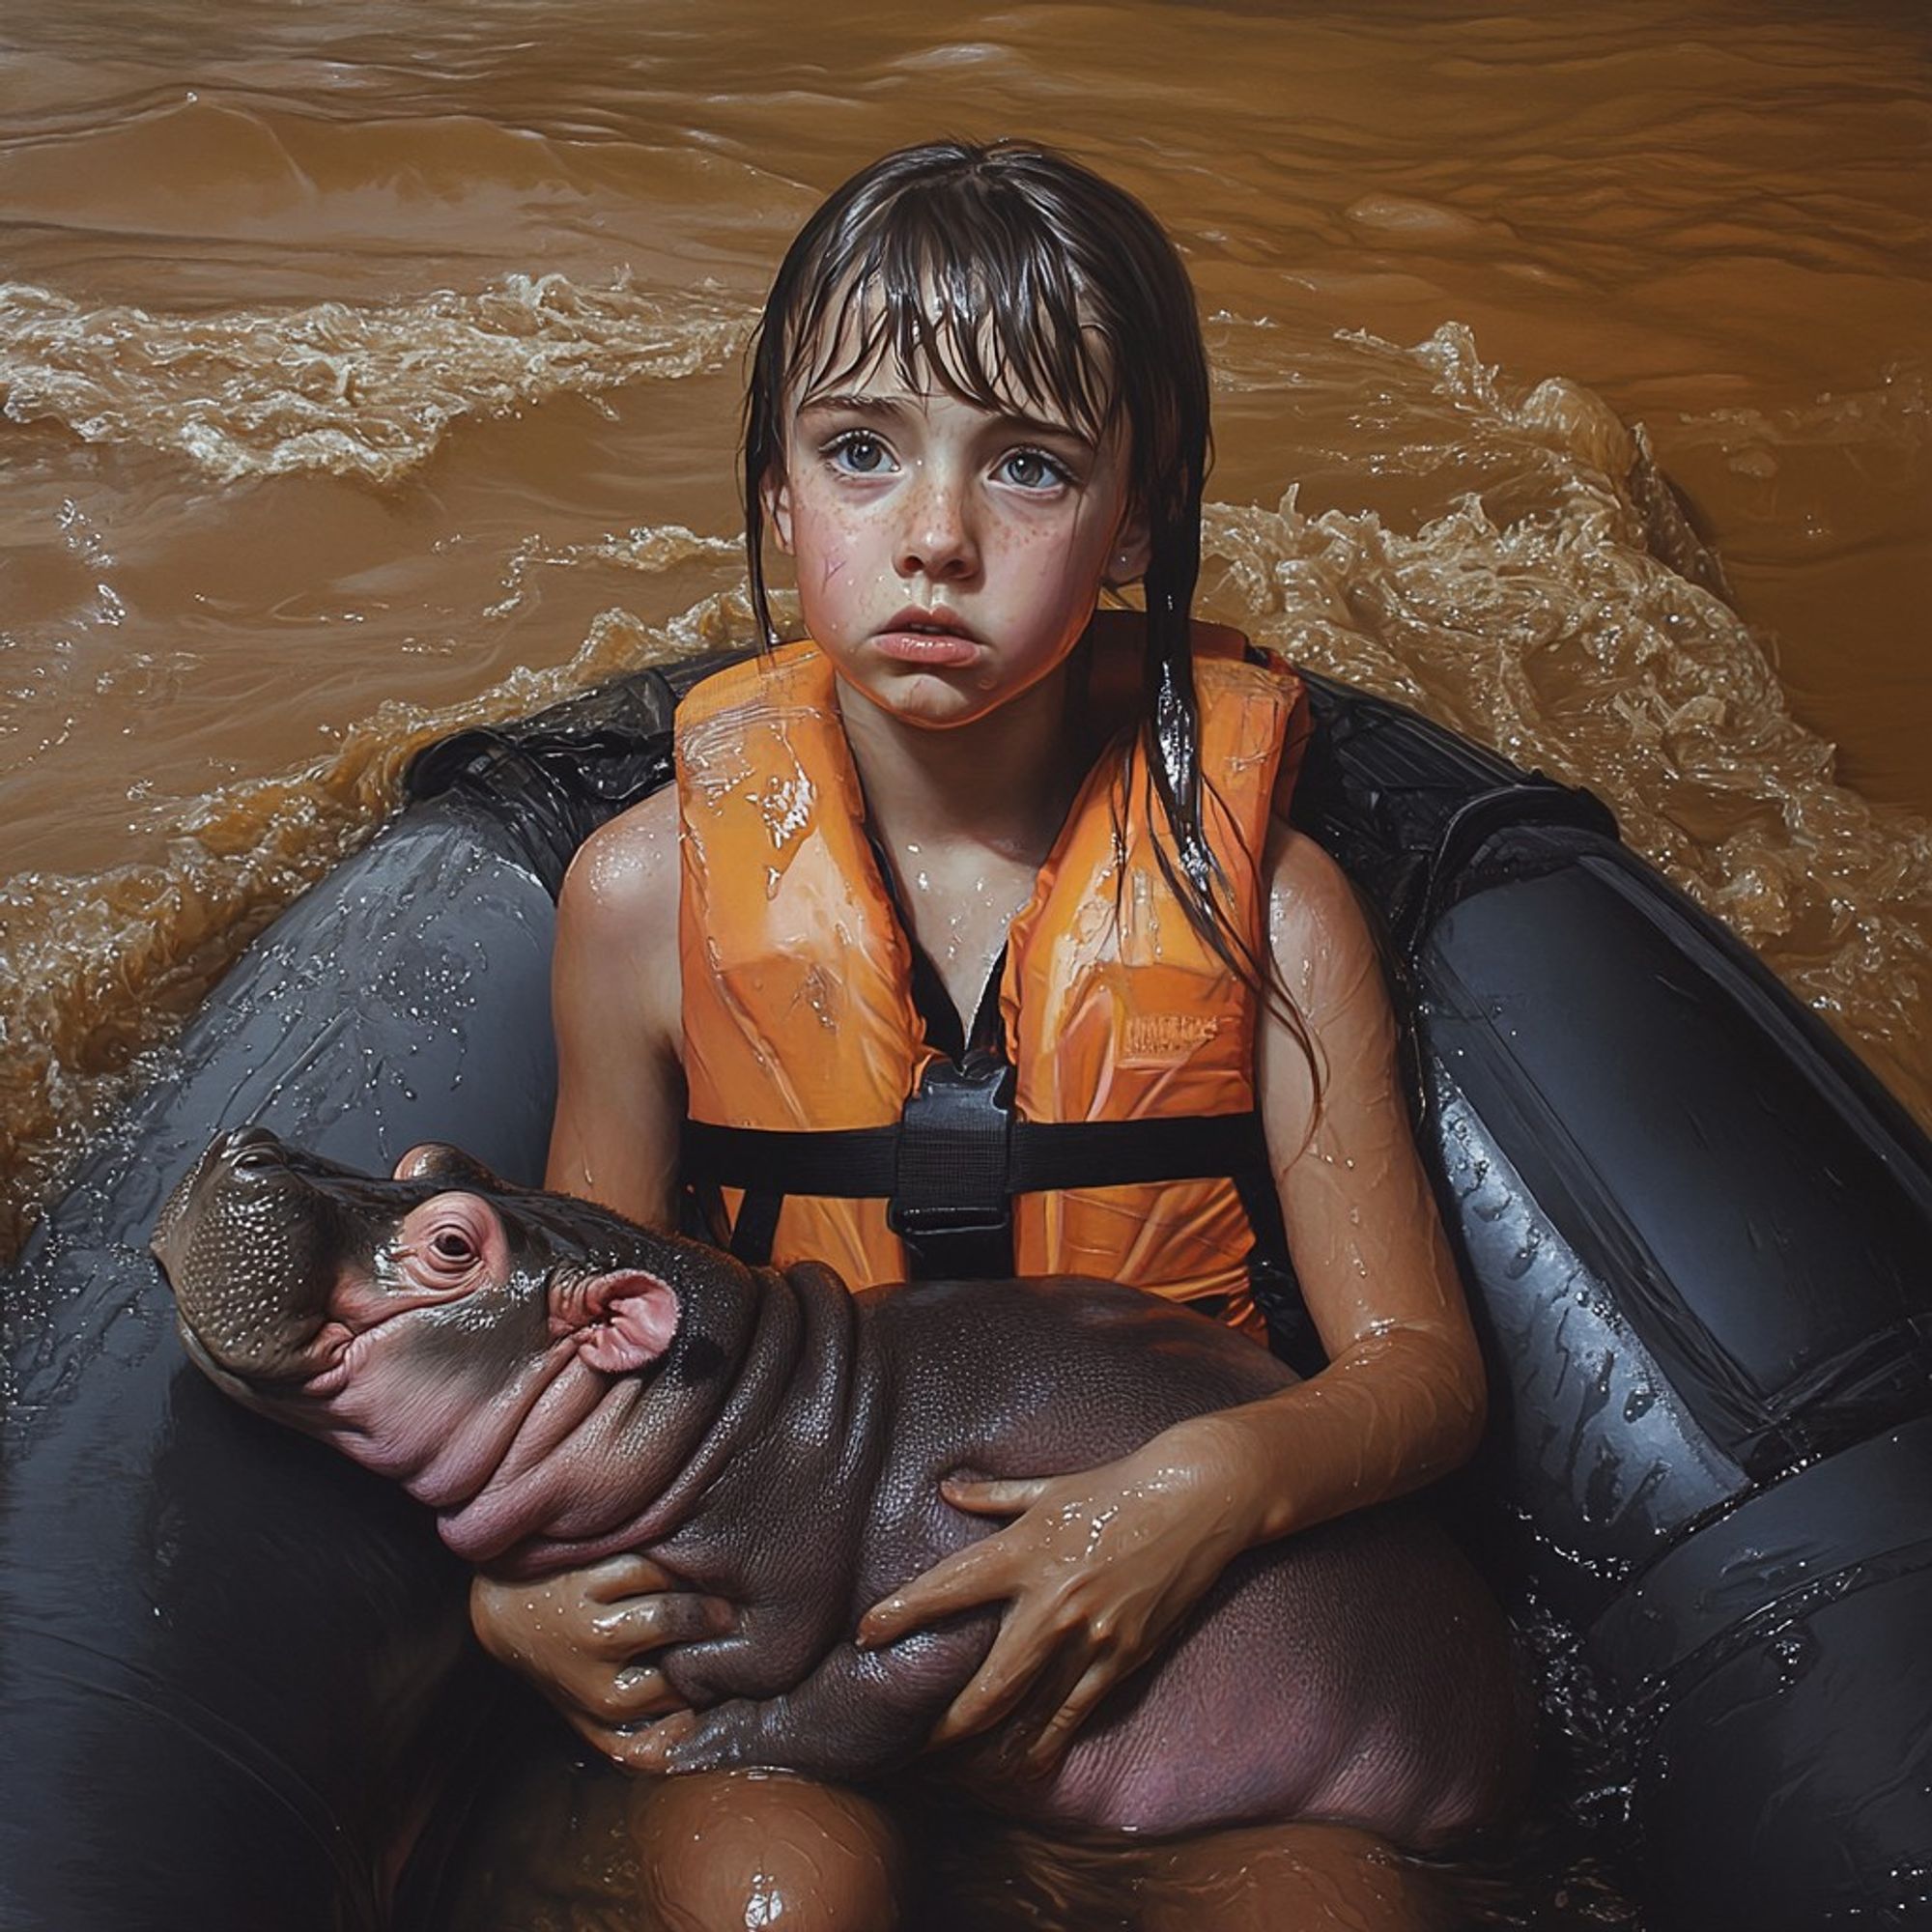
[{"left": 895, "top": 471, "right": 979, "bottom": 582}]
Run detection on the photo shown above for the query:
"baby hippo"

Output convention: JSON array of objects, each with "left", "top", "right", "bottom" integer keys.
[{"left": 152, "top": 1126, "right": 1526, "bottom": 1845}]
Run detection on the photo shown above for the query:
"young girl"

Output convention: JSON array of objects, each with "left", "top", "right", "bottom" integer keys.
[{"left": 472, "top": 140, "right": 1493, "bottom": 1931}]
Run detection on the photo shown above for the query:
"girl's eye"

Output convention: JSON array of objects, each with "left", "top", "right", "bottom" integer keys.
[
  {"left": 829, "top": 432, "right": 894, "bottom": 475},
  {"left": 998, "top": 448, "right": 1069, "bottom": 491}
]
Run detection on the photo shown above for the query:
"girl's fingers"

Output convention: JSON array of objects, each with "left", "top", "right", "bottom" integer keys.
[
  {"left": 925, "top": 1613, "right": 1063, "bottom": 1747},
  {"left": 570, "top": 1707, "right": 695, "bottom": 1773},
  {"left": 858, "top": 1537, "right": 1011, "bottom": 1647},
  {"left": 586, "top": 1588, "right": 735, "bottom": 1658},
  {"left": 860, "top": 1478, "right": 1061, "bottom": 1642},
  {"left": 940, "top": 1475, "right": 1049, "bottom": 1516},
  {"left": 1020, "top": 1656, "right": 1121, "bottom": 1775},
  {"left": 581, "top": 1549, "right": 680, "bottom": 1603},
  {"left": 620, "top": 1708, "right": 698, "bottom": 1774},
  {"left": 575, "top": 1660, "right": 682, "bottom": 1722}
]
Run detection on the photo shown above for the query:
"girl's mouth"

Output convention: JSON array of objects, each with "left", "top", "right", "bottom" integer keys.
[
  {"left": 872, "top": 631, "right": 981, "bottom": 668},
  {"left": 873, "top": 609, "right": 982, "bottom": 668}
]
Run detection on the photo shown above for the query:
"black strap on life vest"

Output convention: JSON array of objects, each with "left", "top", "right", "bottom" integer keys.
[
  {"left": 685, "top": 1101, "right": 1277, "bottom": 1228},
  {"left": 682, "top": 1094, "right": 1321, "bottom": 1371}
]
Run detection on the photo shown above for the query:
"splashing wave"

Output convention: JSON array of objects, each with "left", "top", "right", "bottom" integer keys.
[{"left": 0, "top": 270, "right": 751, "bottom": 484}]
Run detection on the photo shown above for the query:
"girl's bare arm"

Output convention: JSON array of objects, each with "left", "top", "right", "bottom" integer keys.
[
  {"left": 543, "top": 785, "right": 686, "bottom": 1220},
  {"left": 471, "top": 788, "right": 738, "bottom": 1752}
]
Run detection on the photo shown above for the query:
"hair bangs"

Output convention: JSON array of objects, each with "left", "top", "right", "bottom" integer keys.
[{"left": 783, "top": 197, "right": 1116, "bottom": 447}]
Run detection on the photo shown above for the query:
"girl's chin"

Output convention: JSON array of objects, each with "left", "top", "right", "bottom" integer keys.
[{"left": 842, "top": 661, "right": 999, "bottom": 729}]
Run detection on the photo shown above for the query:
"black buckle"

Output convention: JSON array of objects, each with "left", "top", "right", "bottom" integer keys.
[{"left": 887, "top": 1052, "right": 1015, "bottom": 1244}]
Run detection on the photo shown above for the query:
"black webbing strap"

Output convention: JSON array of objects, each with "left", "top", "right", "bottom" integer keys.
[
  {"left": 683, "top": 1108, "right": 1274, "bottom": 1200},
  {"left": 690, "top": 1100, "right": 1281, "bottom": 1282},
  {"left": 690, "top": 1101, "right": 1319, "bottom": 1354},
  {"left": 726, "top": 1189, "right": 783, "bottom": 1268},
  {"left": 1231, "top": 1157, "right": 1325, "bottom": 1377}
]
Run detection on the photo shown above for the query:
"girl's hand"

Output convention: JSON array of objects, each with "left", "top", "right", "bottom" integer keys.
[
  {"left": 469, "top": 1552, "right": 736, "bottom": 1765},
  {"left": 856, "top": 1420, "right": 1256, "bottom": 1775}
]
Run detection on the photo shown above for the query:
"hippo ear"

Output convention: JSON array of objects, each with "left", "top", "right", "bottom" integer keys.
[
  {"left": 574, "top": 1270, "right": 680, "bottom": 1374},
  {"left": 393, "top": 1143, "right": 504, "bottom": 1190}
]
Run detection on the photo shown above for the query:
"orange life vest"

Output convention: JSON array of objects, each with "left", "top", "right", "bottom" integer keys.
[{"left": 675, "top": 617, "right": 1311, "bottom": 1341}]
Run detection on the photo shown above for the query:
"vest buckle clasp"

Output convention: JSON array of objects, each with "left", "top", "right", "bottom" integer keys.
[{"left": 888, "top": 1053, "right": 1016, "bottom": 1249}]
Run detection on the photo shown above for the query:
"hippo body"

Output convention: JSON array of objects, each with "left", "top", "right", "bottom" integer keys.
[{"left": 154, "top": 1128, "right": 1525, "bottom": 1845}]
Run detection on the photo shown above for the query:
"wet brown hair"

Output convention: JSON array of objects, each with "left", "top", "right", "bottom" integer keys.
[{"left": 743, "top": 139, "right": 1307, "bottom": 1050}]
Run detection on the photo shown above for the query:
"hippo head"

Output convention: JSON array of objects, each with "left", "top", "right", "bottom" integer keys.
[{"left": 152, "top": 1126, "right": 726, "bottom": 1559}]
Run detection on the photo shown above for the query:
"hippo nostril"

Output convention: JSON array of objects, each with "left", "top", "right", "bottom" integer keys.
[{"left": 219, "top": 1125, "right": 283, "bottom": 1172}]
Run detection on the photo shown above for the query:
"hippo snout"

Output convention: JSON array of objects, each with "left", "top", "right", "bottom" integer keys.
[
  {"left": 152, "top": 1125, "right": 351, "bottom": 1385},
  {"left": 153, "top": 1130, "right": 697, "bottom": 1505},
  {"left": 151, "top": 1124, "right": 286, "bottom": 1263}
]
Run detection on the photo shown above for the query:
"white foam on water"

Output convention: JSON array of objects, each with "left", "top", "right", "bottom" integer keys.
[{"left": 0, "top": 271, "right": 753, "bottom": 485}]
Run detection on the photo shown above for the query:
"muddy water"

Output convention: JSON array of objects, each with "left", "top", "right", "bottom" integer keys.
[
  {"left": 2, "top": 2, "right": 1929, "bottom": 1250},
  {"left": 2, "top": 8, "right": 1928, "bottom": 1928}
]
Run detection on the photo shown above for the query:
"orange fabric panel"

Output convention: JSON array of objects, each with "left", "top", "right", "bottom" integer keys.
[
  {"left": 677, "top": 641, "right": 935, "bottom": 1286},
  {"left": 677, "top": 641, "right": 938, "bottom": 1132},
  {"left": 1004, "top": 631, "right": 1300, "bottom": 1326}
]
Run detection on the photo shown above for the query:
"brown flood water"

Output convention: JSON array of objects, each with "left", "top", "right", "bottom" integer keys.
[
  {"left": 3, "top": 0, "right": 1930, "bottom": 1251},
  {"left": 1, "top": 2, "right": 1928, "bottom": 1923}
]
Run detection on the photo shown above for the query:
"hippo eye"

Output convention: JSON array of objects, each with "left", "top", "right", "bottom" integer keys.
[{"left": 403, "top": 1192, "right": 497, "bottom": 1283}]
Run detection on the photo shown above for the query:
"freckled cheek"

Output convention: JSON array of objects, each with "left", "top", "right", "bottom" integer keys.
[
  {"left": 981, "top": 526, "right": 1060, "bottom": 579},
  {"left": 800, "top": 500, "right": 888, "bottom": 563},
  {"left": 986, "top": 526, "right": 1096, "bottom": 606},
  {"left": 791, "top": 508, "right": 879, "bottom": 605}
]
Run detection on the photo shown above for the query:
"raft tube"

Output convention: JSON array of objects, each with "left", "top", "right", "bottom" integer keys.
[
  {"left": 2, "top": 650, "right": 1927, "bottom": 1931},
  {"left": 1294, "top": 676, "right": 1932, "bottom": 1929}
]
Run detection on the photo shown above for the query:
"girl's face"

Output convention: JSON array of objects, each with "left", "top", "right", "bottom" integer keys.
[{"left": 767, "top": 334, "right": 1148, "bottom": 731}]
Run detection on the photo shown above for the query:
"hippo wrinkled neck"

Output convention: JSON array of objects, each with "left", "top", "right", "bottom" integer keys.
[{"left": 440, "top": 1259, "right": 857, "bottom": 1573}]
